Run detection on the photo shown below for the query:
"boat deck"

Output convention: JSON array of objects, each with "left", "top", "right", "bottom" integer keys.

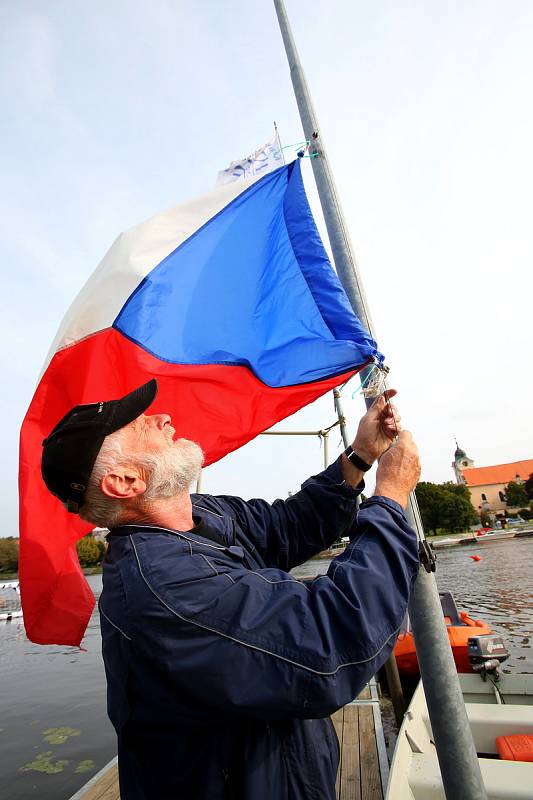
[{"left": 70, "top": 684, "right": 387, "bottom": 800}]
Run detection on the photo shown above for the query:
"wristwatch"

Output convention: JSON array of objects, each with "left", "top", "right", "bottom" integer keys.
[{"left": 344, "top": 446, "right": 372, "bottom": 472}]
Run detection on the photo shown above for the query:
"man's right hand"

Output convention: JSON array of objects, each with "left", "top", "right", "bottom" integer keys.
[{"left": 374, "top": 430, "right": 421, "bottom": 509}]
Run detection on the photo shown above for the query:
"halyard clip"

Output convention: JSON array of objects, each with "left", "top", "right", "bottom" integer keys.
[{"left": 419, "top": 539, "right": 437, "bottom": 573}]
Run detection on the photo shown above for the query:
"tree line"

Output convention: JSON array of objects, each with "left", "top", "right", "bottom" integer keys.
[
  {"left": 75, "top": 534, "right": 107, "bottom": 566},
  {"left": 0, "top": 534, "right": 107, "bottom": 575},
  {"left": 0, "top": 537, "right": 19, "bottom": 573}
]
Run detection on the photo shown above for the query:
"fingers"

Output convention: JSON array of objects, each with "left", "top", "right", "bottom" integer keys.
[
  {"left": 370, "top": 388, "right": 397, "bottom": 409},
  {"left": 396, "top": 430, "right": 419, "bottom": 459},
  {"left": 367, "top": 389, "right": 398, "bottom": 423},
  {"left": 380, "top": 399, "right": 401, "bottom": 438},
  {"left": 382, "top": 403, "right": 400, "bottom": 423},
  {"left": 397, "top": 429, "right": 413, "bottom": 443},
  {"left": 383, "top": 415, "right": 400, "bottom": 428},
  {"left": 383, "top": 422, "right": 401, "bottom": 440},
  {"left": 383, "top": 429, "right": 419, "bottom": 464},
  {"left": 374, "top": 429, "right": 420, "bottom": 506}
]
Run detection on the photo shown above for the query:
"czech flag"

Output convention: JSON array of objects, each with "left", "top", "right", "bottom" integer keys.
[{"left": 19, "top": 159, "right": 382, "bottom": 646}]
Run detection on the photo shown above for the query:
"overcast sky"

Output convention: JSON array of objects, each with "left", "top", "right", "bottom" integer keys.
[{"left": 2, "top": 0, "right": 532, "bottom": 536}]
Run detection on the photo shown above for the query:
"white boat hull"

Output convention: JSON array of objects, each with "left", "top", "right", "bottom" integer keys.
[{"left": 387, "top": 673, "right": 533, "bottom": 799}]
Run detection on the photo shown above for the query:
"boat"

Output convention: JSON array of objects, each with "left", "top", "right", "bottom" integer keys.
[
  {"left": 387, "top": 671, "right": 533, "bottom": 798},
  {"left": 429, "top": 537, "right": 461, "bottom": 550},
  {"left": 515, "top": 528, "right": 533, "bottom": 538},
  {"left": 459, "top": 530, "right": 516, "bottom": 545},
  {"left": 393, "top": 593, "right": 493, "bottom": 677},
  {"left": 476, "top": 531, "right": 516, "bottom": 543},
  {"left": 0, "top": 581, "right": 22, "bottom": 621}
]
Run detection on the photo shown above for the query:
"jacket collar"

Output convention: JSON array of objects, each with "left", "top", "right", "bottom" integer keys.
[{"left": 110, "top": 508, "right": 233, "bottom": 549}]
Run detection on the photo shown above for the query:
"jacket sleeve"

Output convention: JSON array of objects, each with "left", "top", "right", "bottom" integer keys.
[
  {"left": 126, "top": 497, "right": 419, "bottom": 720},
  {"left": 207, "top": 457, "right": 363, "bottom": 570}
]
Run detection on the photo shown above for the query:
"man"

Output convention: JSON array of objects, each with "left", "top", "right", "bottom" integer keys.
[{"left": 41, "top": 379, "right": 420, "bottom": 800}]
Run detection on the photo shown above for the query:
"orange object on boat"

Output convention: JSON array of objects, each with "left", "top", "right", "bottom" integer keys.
[
  {"left": 496, "top": 734, "right": 533, "bottom": 762},
  {"left": 470, "top": 555, "right": 481, "bottom": 561},
  {"left": 394, "top": 592, "right": 492, "bottom": 676}
]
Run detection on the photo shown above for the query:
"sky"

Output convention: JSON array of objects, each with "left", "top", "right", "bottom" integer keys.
[{"left": 2, "top": 0, "right": 532, "bottom": 536}]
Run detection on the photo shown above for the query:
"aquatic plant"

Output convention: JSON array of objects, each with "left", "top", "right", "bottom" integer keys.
[
  {"left": 42, "top": 726, "right": 81, "bottom": 744},
  {"left": 19, "top": 751, "right": 69, "bottom": 774},
  {"left": 75, "top": 759, "right": 95, "bottom": 773}
]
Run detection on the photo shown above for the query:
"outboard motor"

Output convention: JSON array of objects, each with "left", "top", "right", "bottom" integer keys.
[{"left": 468, "top": 634, "right": 509, "bottom": 678}]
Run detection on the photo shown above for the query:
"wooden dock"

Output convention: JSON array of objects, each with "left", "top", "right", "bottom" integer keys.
[
  {"left": 68, "top": 757, "right": 119, "bottom": 800},
  {"left": 70, "top": 682, "right": 388, "bottom": 800},
  {"left": 332, "top": 681, "right": 388, "bottom": 800}
]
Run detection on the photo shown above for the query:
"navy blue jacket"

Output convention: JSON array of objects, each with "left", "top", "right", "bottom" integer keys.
[{"left": 99, "top": 458, "right": 418, "bottom": 800}]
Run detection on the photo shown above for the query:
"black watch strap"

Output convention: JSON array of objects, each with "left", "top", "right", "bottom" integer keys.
[{"left": 344, "top": 446, "right": 372, "bottom": 472}]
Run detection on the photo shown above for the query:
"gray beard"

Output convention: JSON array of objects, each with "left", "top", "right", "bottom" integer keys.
[{"left": 137, "top": 439, "right": 205, "bottom": 500}]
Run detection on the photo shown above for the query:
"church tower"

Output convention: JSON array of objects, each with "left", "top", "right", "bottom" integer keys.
[{"left": 452, "top": 440, "right": 474, "bottom": 483}]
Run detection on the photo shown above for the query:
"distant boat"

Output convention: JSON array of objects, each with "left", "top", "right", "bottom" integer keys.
[
  {"left": 431, "top": 528, "right": 521, "bottom": 550},
  {"left": 0, "top": 581, "right": 22, "bottom": 621},
  {"left": 430, "top": 537, "right": 461, "bottom": 549},
  {"left": 476, "top": 530, "right": 516, "bottom": 542},
  {"left": 459, "top": 530, "right": 516, "bottom": 545},
  {"left": 515, "top": 528, "right": 533, "bottom": 538}
]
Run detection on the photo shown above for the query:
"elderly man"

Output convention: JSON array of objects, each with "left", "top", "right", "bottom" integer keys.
[{"left": 41, "top": 378, "right": 420, "bottom": 800}]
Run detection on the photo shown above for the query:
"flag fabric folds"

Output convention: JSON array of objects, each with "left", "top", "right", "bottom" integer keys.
[{"left": 19, "top": 158, "right": 382, "bottom": 646}]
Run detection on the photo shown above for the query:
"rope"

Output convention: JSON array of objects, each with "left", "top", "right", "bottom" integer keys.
[{"left": 280, "top": 139, "right": 309, "bottom": 149}]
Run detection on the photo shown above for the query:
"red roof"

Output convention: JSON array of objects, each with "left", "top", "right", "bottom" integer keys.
[{"left": 462, "top": 460, "right": 533, "bottom": 487}]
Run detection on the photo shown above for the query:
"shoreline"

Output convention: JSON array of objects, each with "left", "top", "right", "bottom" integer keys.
[
  {"left": 312, "top": 525, "right": 533, "bottom": 559},
  {"left": 0, "top": 566, "right": 103, "bottom": 582}
]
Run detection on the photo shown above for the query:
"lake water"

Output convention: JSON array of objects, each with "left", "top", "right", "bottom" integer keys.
[
  {"left": 0, "top": 575, "right": 114, "bottom": 800},
  {"left": 1, "top": 538, "right": 532, "bottom": 799}
]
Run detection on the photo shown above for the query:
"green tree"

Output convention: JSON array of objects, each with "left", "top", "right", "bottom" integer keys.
[
  {"left": 416, "top": 482, "right": 479, "bottom": 534},
  {"left": 415, "top": 482, "right": 443, "bottom": 534},
  {"left": 439, "top": 482, "right": 479, "bottom": 531},
  {"left": 0, "top": 537, "right": 19, "bottom": 573},
  {"left": 504, "top": 481, "right": 528, "bottom": 508},
  {"left": 76, "top": 535, "right": 102, "bottom": 567},
  {"left": 440, "top": 482, "right": 473, "bottom": 501},
  {"left": 440, "top": 492, "right": 478, "bottom": 533}
]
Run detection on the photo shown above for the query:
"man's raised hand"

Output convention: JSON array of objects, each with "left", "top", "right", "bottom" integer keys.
[
  {"left": 351, "top": 389, "right": 401, "bottom": 466},
  {"left": 374, "top": 430, "right": 421, "bottom": 509}
]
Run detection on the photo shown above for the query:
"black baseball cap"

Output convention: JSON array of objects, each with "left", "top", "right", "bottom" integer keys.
[{"left": 41, "top": 379, "right": 158, "bottom": 513}]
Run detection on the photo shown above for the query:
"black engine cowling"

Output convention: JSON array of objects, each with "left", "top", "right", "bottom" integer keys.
[{"left": 468, "top": 634, "right": 509, "bottom": 673}]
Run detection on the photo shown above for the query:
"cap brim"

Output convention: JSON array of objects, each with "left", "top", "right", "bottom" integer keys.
[{"left": 108, "top": 378, "right": 158, "bottom": 433}]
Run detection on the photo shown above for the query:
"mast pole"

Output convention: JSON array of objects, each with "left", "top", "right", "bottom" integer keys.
[{"left": 273, "top": 2, "right": 487, "bottom": 798}]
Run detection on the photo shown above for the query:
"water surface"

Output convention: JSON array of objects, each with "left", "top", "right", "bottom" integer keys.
[{"left": 0, "top": 575, "right": 115, "bottom": 800}]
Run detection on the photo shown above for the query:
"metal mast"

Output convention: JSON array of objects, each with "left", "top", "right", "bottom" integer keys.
[{"left": 273, "top": 2, "right": 487, "bottom": 798}]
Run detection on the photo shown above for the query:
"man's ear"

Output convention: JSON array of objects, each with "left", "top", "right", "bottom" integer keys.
[{"left": 100, "top": 467, "right": 147, "bottom": 500}]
